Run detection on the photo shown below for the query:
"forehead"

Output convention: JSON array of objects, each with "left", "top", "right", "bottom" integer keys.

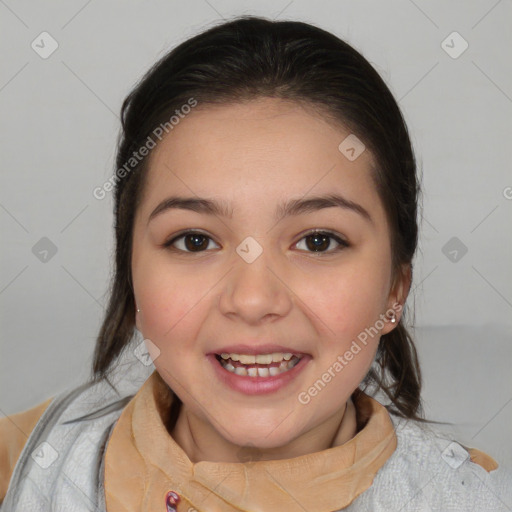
[{"left": 139, "top": 97, "right": 384, "bottom": 223}]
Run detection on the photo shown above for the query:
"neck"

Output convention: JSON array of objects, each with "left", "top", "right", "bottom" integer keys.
[{"left": 170, "top": 399, "right": 358, "bottom": 463}]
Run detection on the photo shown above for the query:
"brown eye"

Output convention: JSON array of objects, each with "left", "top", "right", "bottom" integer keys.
[
  {"left": 295, "top": 231, "right": 348, "bottom": 254},
  {"left": 183, "top": 233, "right": 209, "bottom": 251},
  {"left": 163, "top": 231, "right": 220, "bottom": 253},
  {"left": 306, "top": 233, "right": 330, "bottom": 252}
]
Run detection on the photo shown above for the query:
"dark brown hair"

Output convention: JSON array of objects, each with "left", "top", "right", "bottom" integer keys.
[{"left": 91, "top": 15, "right": 424, "bottom": 420}]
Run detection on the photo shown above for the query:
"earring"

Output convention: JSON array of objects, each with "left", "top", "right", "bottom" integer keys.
[
  {"left": 136, "top": 308, "right": 140, "bottom": 313},
  {"left": 390, "top": 315, "right": 396, "bottom": 323}
]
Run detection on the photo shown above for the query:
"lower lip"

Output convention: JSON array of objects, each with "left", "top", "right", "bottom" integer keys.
[{"left": 207, "top": 354, "right": 311, "bottom": 395}]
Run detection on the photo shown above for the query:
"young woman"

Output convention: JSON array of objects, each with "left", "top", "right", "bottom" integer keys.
[{"left": 1, "top": 15, "right": 510, "bottom": 512}]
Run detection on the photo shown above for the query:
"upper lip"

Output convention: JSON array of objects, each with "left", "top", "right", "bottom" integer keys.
[{"left": 208, "top": 343, "right": 308, "bottom": 356}]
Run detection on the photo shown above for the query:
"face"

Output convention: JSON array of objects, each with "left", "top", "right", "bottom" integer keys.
[{"left": 131, "top": 97, "right": 408, "bottom": 450}]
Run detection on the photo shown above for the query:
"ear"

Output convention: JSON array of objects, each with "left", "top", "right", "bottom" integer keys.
[{"left": 380, "top": 263, "right": 412, "bottom": 336}]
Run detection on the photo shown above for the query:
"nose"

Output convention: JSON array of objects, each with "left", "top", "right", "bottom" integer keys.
[{"left": 218, "top": 244, "right": 292, "bottom": 324}]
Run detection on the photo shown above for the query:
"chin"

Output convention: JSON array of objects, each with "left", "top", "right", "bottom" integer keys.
[{"left": 221, "top": 424, "right": 299, "bottom": 452}]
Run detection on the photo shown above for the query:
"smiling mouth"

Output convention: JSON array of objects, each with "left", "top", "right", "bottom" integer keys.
[{"left": 215, "top": 353, "right": 303, "bottom": 377}]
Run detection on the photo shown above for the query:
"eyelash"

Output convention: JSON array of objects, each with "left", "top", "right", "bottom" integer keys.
[{"left": 161, "top": 229, "right": 349, "bottom": 255}]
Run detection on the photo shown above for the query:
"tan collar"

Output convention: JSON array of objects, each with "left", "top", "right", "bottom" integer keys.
[{"left": 104, "top": 370, "right": 396, "bottom": 511}]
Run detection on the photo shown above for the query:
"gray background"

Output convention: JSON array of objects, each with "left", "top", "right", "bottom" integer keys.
[{"left": 1, "top": 0, "right": 511, "bottom": 466}]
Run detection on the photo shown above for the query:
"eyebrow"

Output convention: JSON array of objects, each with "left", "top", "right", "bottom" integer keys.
[{"left": 147, "top": 193, "right": 373, "bottom": 225}]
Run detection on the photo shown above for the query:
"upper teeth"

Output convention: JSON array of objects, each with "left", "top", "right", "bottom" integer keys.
[{"left": 220, "top": 352, "right": 296, "bottom": 364}]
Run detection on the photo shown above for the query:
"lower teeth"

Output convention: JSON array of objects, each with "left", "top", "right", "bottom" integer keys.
[{"left": 218, "top": 356, "right": 301, "bottom": 377}]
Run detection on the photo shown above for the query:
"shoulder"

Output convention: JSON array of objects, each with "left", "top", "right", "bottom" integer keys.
[
  {"left": 398, "top": 420, "right": 498, "bottom": 472},
  {"left": 394, "top": 419, "right": 511, "bottom": 508},
  {"left": 351, "top": 416, "right": 512, "bottom": 511},
  {"left": 393, "top": 417, "right": 500, "bottom": 472},
  {"left": 0, "top": 352, "right": 154, "bottom": 509},
  {"left": 0, "top": 397, "right": 54, "bottom": 502}
]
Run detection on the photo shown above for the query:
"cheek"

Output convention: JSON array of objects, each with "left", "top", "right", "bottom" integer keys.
[
  {"left": 300, "top": 261, "right": 389, "bottom": 340},
  {"left": 134, "top": 260, "right": 208, "bottom": 350}
]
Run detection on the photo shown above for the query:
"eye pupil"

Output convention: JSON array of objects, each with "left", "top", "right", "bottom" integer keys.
[
  {"left": 185, "top": 234, "right": 208, "bottom": 251},
  {"left": 167, "top": 230, "right": 345, "bottom": 255},
  {"left": 306, "top": 234, "right": 330, "bottom": 252}
]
